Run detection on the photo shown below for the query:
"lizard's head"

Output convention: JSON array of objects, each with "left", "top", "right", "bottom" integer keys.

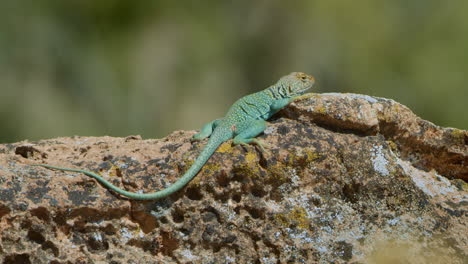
[{"left": 274, "top": 72, "right": 315, "bottom": 98}]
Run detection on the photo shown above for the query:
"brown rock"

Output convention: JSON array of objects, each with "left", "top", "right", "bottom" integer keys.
[{"left": 0, "top": 93, "right": 466, "bottom": 263}]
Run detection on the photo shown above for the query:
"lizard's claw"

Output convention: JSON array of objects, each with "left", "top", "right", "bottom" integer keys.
[{"left": 250, "top": 139, "right": 270, "bottom": 154}]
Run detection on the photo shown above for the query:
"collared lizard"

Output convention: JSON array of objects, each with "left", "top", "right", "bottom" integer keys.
[{"left": 32, "top": 72, "right": 315, "bottom": 200}]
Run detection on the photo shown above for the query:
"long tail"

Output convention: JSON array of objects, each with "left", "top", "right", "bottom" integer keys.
[{"left": 32, "top": 133, "right": 227, "bottom": 200}]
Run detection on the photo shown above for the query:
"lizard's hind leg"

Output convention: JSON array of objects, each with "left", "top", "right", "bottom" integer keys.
[
  {"left": 192, "top": 118, "right": 223, "bottom": 140},
  {"left": 233, "top": 120, "right": 270, "bottom": 152}
]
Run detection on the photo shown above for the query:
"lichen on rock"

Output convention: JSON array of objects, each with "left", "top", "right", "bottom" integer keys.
[{"left": 0, "top": 93, "right": 466, "bottom": 263}]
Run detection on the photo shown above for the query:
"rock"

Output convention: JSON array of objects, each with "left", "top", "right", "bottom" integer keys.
[{"left": 0, "top": 93, "right": 466, "bottom": 263}]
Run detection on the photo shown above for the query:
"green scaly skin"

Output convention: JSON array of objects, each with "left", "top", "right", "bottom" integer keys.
[{"left": 32, "top": 72, "right": 315, "bottom": 200}]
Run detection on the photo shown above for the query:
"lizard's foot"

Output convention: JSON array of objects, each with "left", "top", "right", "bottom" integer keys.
[
  {"left": 254, "top": 139, "right": 270, "bottom": 154},
  {"left": 232, "top": 119, "right": 269, "bottom": 153},
  {"left": 191, "top": 118, "right": 223, "bottom": 142},
  {"left": 191, "top": 134, "right": 204, "bottom": 142},
  {"left": 238, "top": 139, "right": 270, "bottom": 154}
]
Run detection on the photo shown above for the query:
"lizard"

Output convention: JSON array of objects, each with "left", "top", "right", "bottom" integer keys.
[{"left": 32, "top": 72, "right": 315, "bottom": 200}]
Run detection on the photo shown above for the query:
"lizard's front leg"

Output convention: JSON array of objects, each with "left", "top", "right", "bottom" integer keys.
[
  {"left": 192, "top": 118, "right": 223, "bottom": 141},
  {"left": 264, "top": 94, "right": 314, "bottom": 119},
  {"left": 232, "top": 120, "right": 270, "bottom": 152},
  {"left": 262, "top": 98, "right": 294, "bottom": 119}
]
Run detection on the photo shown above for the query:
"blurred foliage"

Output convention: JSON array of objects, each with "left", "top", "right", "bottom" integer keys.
[{"left": 0, "top": 1, "right": 467, "bottom": 143}]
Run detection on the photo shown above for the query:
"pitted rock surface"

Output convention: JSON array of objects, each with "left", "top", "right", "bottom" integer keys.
[{"left": 0, "top": 93, "right": 466, "bottom": 263}]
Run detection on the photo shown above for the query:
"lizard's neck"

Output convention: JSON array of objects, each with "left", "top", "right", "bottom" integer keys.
[{"left": 266, "top": 84, "right": 287, "bottom": 100}]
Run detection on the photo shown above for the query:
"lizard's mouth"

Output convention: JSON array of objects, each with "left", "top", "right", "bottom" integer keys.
[{"left": 298, "top": 86, "right": 312, "bottom": 94}]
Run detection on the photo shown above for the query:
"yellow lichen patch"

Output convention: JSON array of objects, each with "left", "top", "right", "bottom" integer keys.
[
  {"left": 290, "top": 207, "right": 310, "bottom": 229},
  {"left": 217, "top": 142, "right": 232, "bottom": 153},
  {"left": 386, "top": 141, "right": 398, "bottom": 152},
  {"left": 134, "top": 225, "right": 142, "bottom": 235},
  {"left": 274, "top": 214, "right": 290, "bottom": 227},
  {"left": 450, "top": 128, "right": 465, "bottom": 137},
  {"left": 449, "top": 128, "right": 466, "bottom": 145},
  {"left": 107, "top": 165, "right": 121, "bottom": 177},
  {"left": 188, "top": 175, "right": 202, "bottom": 187},
  {"left": 203, "top": 162, "right": 221, "bottom": 173},
  {"left": 182, "top": 158, "right": 195, "bottom": 169},
  {"left": 245, "top": 151, "right": 257, "bottom": 164},
  {"left": 303, "top": 149, "right": 321, "bottom": 163},
  {"left": 187, "top": 161, "right": 222, "bottom": 187},
  {"left": 263, "top": 149, "right": 321, "bottom": 188},
  {"left": 233, "top": 163, "right": 262, "bottom": 181},
  {"left": 285, "top": 149, "right": 321, "bottom": 169},
  {"left": 265, "top": 163, "right": 290, "bottom": 186},
  {"left": 274, "top": 207, "right": 311, "bottom": 230},
  {"left": 314, "top": 105, "right": 327, "bottom": 114}
]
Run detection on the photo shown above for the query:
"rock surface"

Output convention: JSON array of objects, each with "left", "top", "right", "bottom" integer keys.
[{"left": 0, "top": 93, "right": 467, "bottom": 263}]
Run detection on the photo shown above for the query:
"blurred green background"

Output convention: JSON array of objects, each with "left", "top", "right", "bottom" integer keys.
[{"left": 1, "top": 1, "right": 467, "bottom": 143}]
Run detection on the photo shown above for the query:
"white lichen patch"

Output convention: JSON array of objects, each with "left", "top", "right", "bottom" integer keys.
[
  {"left": 286, "top": 193, "right": 316, "bottom": 218},
  {"left": 93, "top": 232, "right": 103, "bottom": 242},
  {"left": 321, "top": 92, "right": 394, "bottom": 104},
  {"left": 285, "top": 228, "right": 314, "bottom": 243},
  {"left": 301, "top": 201, "right": 369, "bottom": 261},
  {"left": 289, "top": 168, "right": 301, "bottom": 187},
  {"left": 274, "top": 231, "right": 281, "bottom": 239},
  {"left": 349, "top": 94, "right": 378, "bottom": 104},
  {"left": 371, "top": 145, "right": 389, "bottom": 176},
  {"left": 115, "top": 160, "right": 131, "bottom": 169},
  {"left": 150, "top": 207, "right": 171, "bottom": 218},
  {"left": 179, "top": 249, "right": 199, "bottom": 262},
  {"left": 225, "top": 255, "right": 236, "bottom": 263},
  {"left": 397, "top": 159, "right": 460, "bottom": 198},
  {"left": 264, "top": 200, "right": 282, "bottom": 213},
  {"left": 387, "top": 217, "right": 400, "bottom": 226},
  {"left": 261, "top": 256, "right": 278, "bottom": 264},
  {"left": 320, "top": 92, "right": 343, "bottom": 97},
  {"left": 217, "top": 203, "right": 237, "bottom": 221},
  {"left": 120, "top": 227, "right": 133, "bottom": 243}
]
